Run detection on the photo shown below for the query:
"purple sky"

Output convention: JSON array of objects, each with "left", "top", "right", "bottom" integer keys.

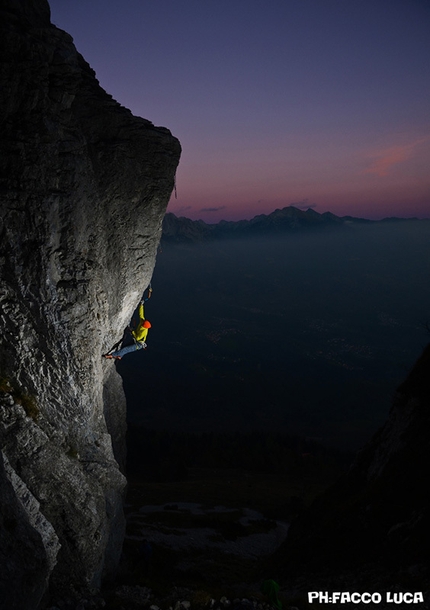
[{"left": 49, "top": 0, "right": 430, "bottom": 222}]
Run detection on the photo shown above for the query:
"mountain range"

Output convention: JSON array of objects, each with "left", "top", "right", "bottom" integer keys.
[{"left": 162, "top": 206, "right": 418, "bottom": 243}]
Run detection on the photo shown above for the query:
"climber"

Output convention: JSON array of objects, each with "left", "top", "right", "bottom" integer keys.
[{"left": 103, "top": 288, "right": 152, "bottom": 360}]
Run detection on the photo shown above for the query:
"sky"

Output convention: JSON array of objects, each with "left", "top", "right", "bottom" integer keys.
[{"left": 48, "top": 0, "right": 430, "bottom": 223}]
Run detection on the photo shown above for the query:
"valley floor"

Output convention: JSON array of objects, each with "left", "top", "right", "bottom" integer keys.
[{"left": 97, "top": 466, "right": 341, "bottom": 608}]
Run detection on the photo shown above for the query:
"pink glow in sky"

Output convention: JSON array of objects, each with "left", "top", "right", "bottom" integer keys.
[{"left": 49, "top": 0, "right": 430, "bottom": 223}]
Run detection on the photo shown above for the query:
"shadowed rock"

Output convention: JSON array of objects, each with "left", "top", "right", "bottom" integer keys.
[{"left": 268, "top": 343, "right": 430, "bottom": 585}]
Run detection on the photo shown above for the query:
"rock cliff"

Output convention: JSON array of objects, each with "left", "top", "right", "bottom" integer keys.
[
  {"left": 269, "top": 343, "right": 430, "bottom": 587},
  {"left": 0, "top": 0, "right": 181, "bottom": 607}
]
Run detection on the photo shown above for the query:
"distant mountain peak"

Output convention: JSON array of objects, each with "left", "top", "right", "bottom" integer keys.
[{"left": 162, "top": 206, "right": 370, "bottom": 243}]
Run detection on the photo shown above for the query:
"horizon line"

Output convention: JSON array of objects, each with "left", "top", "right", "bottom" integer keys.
[{"left": 166, "top": 205, "right": 427, "bottom": 226}]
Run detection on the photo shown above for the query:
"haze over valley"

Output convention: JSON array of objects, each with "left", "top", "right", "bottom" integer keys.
[{"left": 119, "top": 212, "right": 430, "bottom": 451}]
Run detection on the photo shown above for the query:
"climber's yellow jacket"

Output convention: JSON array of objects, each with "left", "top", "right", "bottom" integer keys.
[{"left": 132, "top": 303, "right": 151, "bottom": 343}]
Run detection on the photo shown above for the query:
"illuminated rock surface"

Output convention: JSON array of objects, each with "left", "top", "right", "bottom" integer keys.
[{"left": 0, "top": 0, "right": 180, "bottom": 606}]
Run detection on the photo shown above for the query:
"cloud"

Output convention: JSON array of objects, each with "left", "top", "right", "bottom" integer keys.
[
  {"left": 174, "top": 205, "right": 192, "bottom": 214},
  {"left": 363, "top": 137, "right": 428, "bottom": 177},
  {"left": 200, "top": 206, "right": 226, "bottom": 213},
  {"left": 290, "top": 198, "right": 317, "bottom": 210}
]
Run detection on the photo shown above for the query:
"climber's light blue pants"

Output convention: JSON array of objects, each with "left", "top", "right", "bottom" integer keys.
[{"left": 111, "top": 342, "right": 145, "bottom": 358}]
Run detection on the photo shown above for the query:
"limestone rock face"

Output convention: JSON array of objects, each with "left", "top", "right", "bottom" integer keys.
[{"left": 0, "top": 0, "right": 181, "bottom": 606}]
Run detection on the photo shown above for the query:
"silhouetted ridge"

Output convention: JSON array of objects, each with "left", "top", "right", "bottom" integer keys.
[
  {"left": 162, "top": 206, "right": 374, "bottom": 243},
  {"left": 267, "top": 343, "right": 430, "bottom": 585}
]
